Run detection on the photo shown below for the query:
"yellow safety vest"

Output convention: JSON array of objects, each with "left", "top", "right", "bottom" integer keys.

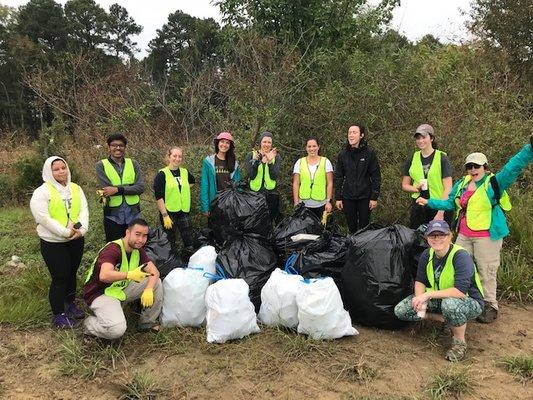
[
  {"left": 84, "top": 239, "right": 140, "bottom": 301},
  {"left": 101, "top": 158, "right": 140, "bottom": 207},
  {"left": 426, "top": 244, "right": 484, "bottom": 296},
  {"left": 249, "top": 150, "right": 277, "bottom": 191},
  {"left": 299, "top": 157, "right": 327, "bottom": 201},
  {"left": 46, "top": 182, "right": 81, "bottom": 227},
  {"left": 161, "top": 167, "right": 191, "bottom": 213},
  {"left": 454, "top": 174, "right": 512, "bottom": 231},
  {"left": 408, "top": 150, "right": 445, "bottom": 199}
]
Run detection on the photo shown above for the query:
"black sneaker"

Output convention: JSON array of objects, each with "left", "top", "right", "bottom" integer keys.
[{"left": 476, "top": 306, "right": 498, "bottom": 323}]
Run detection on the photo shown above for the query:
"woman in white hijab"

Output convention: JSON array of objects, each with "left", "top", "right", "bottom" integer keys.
[{"left": 30, "top": 156, "right": 89, "bottom": 328}]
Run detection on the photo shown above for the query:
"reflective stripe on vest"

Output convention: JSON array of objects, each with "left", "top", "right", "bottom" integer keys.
[
  {"left": 161, "top": 167, "right": 191, "bottom": 212},
  {"left": 101, "top": 158, "right": 140, "bottom": 207},
  {"left": 425, "top": 244, "right": 484, "bottom": 296},
  {"left": 408, "top": 150, "right": 445, "bottom": 199},
  {"left": 46, "top": 182, "right": 81, "bottom": 227},
  {"left": 84, "top": 239, "right": 140, "bottom": 301},
  {"left": 299, "top": 157, "right": 327, "bottom": 201},
  {"left": 249, "top": 151, "right": 277, "bottom": 191},
  {"left": 454, "top": 174, "right": 512, "bottom": 231}
]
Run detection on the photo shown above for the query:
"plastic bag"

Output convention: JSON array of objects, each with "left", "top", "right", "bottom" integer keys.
[
  {"left": 270, "top": 205, "right": 324, "bottom": 256},
  {"left": 296, "top": 277, "right": 358, "bottom": 340},
  {"left": 341, "top": 225, "right": 417, "bottom": 330},
  {"left": 258, "top": 265, "right": 302, "bottom": 329},
  {"left": 209, "top": 186, "right": 272, "bottom": 245},
  {"left": 144, "top": 227, "right": 183, "bottom": 278},
  {"left": 205, "top": 278, "right": 260, "bottom": 343},
  {"left": 216, "top": 233, "right": 277, "bottom": 311},
  {"left": 160, "top": 246, "right": 218, "bottom": 327}
]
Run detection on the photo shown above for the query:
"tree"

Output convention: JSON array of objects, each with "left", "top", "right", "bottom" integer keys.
[
  {"left": 470, "top": 0, "right": 532, "bottom": 78},
  {"left": 64, "top": 0, "right": 108, "bottom": 51},
  {"left": 216, "top": 0, "right": 399, "bottom": 51},
  {"left": 16, "top": 0, "right": 67, "bottom": 52},
  {"left": 106, "top": 3, "right": 142, "bottom": 58},
  {"left": 147, "top": 10, "right": 222, "bottom": 83}
]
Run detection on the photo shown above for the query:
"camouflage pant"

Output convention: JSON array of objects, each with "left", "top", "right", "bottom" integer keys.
[{"left": 394, "top": 295, "right": 483, "bottom": 327}]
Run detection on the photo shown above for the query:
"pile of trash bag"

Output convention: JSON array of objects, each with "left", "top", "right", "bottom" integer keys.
[
  {"left": 342, "top": 225, "right": 418, "bottom": 330},
  {"left": 209, "top": 186, "right": 271, "bottom": 245},
  {"left": 144, "top": 227, "right": 183, "bottom": 278},
  {"left": 216, "top": 233, "right": 277, "bottom": 311},
  {"left": 160, "top": 246, "right": 217, "bottom": 327}
]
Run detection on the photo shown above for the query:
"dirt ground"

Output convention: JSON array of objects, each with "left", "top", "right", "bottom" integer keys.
[{"left": 0, "top": 301, "right": 531, "bottom": 400}]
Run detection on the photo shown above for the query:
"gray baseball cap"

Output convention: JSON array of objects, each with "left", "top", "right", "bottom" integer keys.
[
  {"left": 414, "top": 124, "right": 434, "bottom": 137},
  {"left": 425, "top": 220, "right": 451, "bottom": 236}
]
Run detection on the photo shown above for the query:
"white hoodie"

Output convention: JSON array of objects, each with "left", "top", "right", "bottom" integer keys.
[{"left": 30, "top": 156, "right": 89, "bottom": 243}]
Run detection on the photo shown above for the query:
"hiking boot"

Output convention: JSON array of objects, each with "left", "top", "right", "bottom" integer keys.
[
  {"left": 65, "top": 302, "right": 85, "bottom": 319},
  {"left": 445, "top": 338, "right": 467, "bottom": 362},
  {"left": 476, "top": 306, "right": 498, "bottom": 324},
  {"left": 52, "top": 313, "right": 77, "bottom": 329}
]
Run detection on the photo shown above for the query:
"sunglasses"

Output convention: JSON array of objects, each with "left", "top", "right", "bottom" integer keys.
[{"left": 465, "top": 163, "right": 482, "bottom": 170}]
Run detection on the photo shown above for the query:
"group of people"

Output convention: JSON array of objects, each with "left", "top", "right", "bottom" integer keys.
[{"left": 29, "top": 125, "right": 532, "bottom": 361}]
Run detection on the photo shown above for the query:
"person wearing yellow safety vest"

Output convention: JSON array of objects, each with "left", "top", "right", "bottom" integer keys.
[
  {"left": 30, "top": 156, "right": 89, "bottom": 329},
  {"left": 395, "top": 220, "right": 484, "bottom": 362},
  {"left": 401, "top": 124, "right": 453, "bottom": 229},
  {"left": 153, "top": 146, "right": 196, "bottom": 260},
  {"left": 245, "top": 131, "right": 282, "bottom": 222},
  {"left": 416, "top": 138, "right": 533, "bottom": 323},
  {"left": 83, "top": 219, "right": 162, "bottom": 340},
  {"left": 96, "top": 133, "right": 145, "bottom": 242},
  {"left": 292, "top": 137, "right": 334, "bottom": 220}
]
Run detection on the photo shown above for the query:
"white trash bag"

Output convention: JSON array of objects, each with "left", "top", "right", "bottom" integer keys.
[
  {"left": 296, "top": 277, "right": 358, "bottom": 340},
  {"left": 205, "top": 277, "right": 260, "bottom": 343},
  {"left": 161, "top": 246, "right": 217, "bottom": 327},
  {"left": 258, "top": 268, "right": 302, "bottom": 328}
]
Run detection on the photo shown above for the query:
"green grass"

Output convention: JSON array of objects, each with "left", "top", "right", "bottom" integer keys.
[
  {"left": 118, "top": 371, "right": 165, "bottom": 400},
  {"left": 425, "top": 366, "right": 473, "bottom": 399},
  {"left": 498, "top": 247, "right": 533, "bottom": 302},
  {"left": 502, "top": 354, "right": 533, "bottom": 383},
  {"left": 329, "top": 355, "right": 377, "bottom": 383}
]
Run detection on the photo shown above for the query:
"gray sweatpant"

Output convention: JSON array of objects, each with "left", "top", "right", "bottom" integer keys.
[{"left": 84, "top": 278, "right": 163, "bottom": 340}]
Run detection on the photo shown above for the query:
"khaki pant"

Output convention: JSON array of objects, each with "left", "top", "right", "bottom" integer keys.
[
  {"left": 456, "top": 234, "right": 503, "bottom": 310},
  {"left": 84, "top": 278, "right": 163, "bottom": 340}
]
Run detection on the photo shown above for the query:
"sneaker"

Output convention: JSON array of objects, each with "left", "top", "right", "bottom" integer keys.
[
  {"left": 476, "top": 306, "right": 498, "bottom": 324},
  {"left": 445, "top": 338, "right": 467, "bottom": 362},
  {"left": 65, "top": 302, "right": 85, "bottom": 319},
  {"left": 52, "top": 313, "right": 77, "bottom": 329}
]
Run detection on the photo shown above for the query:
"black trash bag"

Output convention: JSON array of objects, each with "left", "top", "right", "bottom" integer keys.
[
  {"left": 216, "top": 233, "right": 278, "bottom": 312},
  {"left": 270, "top": 204, "right": 324, "bottom": 256},
  {"left": 144, "top": 227, "right": 184, "bottom": 279},
  {"left": 209, "top": 185, "right": 272, "bottom": 245},
  {"left": 296, "top": 232, "right": 349, "bottom": 299},
  {"left": 341, "top": 224, "right": 417, "bottom": 330}
]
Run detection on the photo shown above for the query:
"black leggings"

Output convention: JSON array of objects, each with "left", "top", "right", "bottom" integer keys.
[
  {"left": 343, "top": 198, "right": 372, "bottom": 233},
  {"left": 307, "top": 205, "right": 325, "bottom": 220},
  {"left": 160, "top": 211, "right": 195, "bottom": 251},
  {"left": 103, "top": 217, "right": 127, "bottom": 242},
  {"left": 409, "top": 200, "right": 454, "bottom": 230},
  {"left": 40, "top": 238, "right": 85, "bottom": 315}
]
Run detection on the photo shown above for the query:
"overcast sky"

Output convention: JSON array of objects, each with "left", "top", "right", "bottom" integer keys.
[{"left": 3, "top": 0, "right": 473, "bottom": 57}]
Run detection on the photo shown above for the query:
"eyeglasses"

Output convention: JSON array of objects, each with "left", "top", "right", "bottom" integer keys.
[
  {"left": 465, "top": 163, "right": 482, "bottom": 170},
  {"left": 427, "top": 233, "right": 448, "bottom": 240},
  {"left": 109, "top": 143, "right": 126, "bottom": 149}
]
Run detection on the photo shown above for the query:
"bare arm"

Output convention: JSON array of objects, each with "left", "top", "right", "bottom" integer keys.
[
  {"left": 292, "top": 173, "right": 300, "bottom": 205},
  {"left": 402, "top": 175, "right": 422, "bottom": 194},
  {"left": 156, "top": 198, "right": 167, "bottom": 216},
  {"left": 434, "top": 177, "right": 453, "bottom": 220}
]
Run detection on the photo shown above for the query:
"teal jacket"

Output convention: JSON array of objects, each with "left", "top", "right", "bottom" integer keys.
[
  {"left": 428, "top": 144, "right": 532, "bottom": 240},
  {"left": 200, "top": 155, "right": 241, "bottom": 213}
]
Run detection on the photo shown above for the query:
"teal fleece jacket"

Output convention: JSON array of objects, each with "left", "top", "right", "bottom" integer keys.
[
  {"left": 200, "top": 155, "right": 241, "bottom": 213},
  {"left": 428, "top": 144, "right": 532, "bottom": 240}
]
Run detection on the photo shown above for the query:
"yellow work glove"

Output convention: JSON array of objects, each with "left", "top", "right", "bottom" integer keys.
[
  {"left": 126, "top": 265, "right": 151, "bottom": 282},
  {"left": 140, "top": 288, "right": 154, "bottom": 308},
  {"left": 162, "top": 214, "right": 173, "bottom": 229},
  {"left": 321, "top": 211, "right": 330, "bottom": 226},
  {"left": 96, "top": 189, "right": 107, "bottom": 206}
]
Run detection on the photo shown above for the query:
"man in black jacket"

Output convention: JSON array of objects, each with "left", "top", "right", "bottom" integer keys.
[{"left": 334, "top": 125, "right": 381, "bottom": 233}]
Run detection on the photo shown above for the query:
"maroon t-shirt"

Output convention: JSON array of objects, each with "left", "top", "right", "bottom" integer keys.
[{"left": 83, "top": 242, "right": 151, "bottom": 306}]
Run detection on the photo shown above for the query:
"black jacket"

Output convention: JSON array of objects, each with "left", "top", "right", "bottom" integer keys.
[{"left": 334, "top": 140, "right": 381, "bottom": 201}]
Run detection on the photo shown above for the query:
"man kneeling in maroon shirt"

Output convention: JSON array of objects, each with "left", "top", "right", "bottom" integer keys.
[{"left": 83, "top": 218, "right": 162, "bottom": 339}]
